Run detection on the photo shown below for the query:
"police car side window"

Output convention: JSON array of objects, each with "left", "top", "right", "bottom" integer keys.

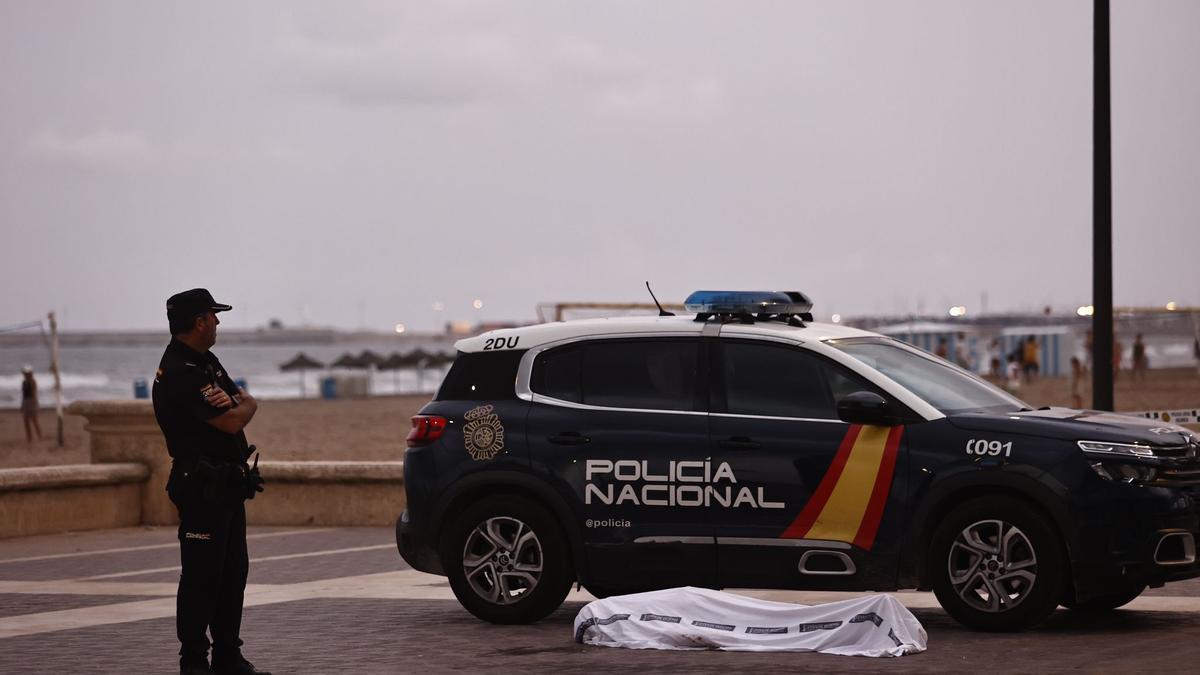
[
  {"left": 436, "top": 350, "right": 526, "bottom": 401},
  {"left": 531, "top": 339, "right": 700, "bottom": 411},
  {"left": 721, "top": 341, "right": 838, "bottom": 419},
  {"left": 531, "top": 345, "right": 583, "bottom": 403},
  {"left": 825, "top": 368, "right": 867, "bottom": 403}
]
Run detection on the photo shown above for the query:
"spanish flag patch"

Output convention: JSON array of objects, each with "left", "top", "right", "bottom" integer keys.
[{"left": 780, "top": 424, "right": 903, "bottom": 551}]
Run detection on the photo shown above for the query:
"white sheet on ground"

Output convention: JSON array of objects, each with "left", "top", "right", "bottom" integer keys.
[{"left": 574, "top": 586, "right": 927, "bottom": 657}]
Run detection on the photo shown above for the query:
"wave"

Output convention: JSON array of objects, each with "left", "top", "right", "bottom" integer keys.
[
  {"left": 0, "top": 372, "right": 112, "bottom": 388},
  {"left": 0, "top": 369, "right": 445, "bottom": 409}
]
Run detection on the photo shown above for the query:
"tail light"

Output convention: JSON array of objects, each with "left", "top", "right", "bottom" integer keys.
[{"left": 407, "top": 415, "right": 448, "bottom": 447}]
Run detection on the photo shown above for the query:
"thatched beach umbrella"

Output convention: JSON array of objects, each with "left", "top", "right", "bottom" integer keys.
[
  {"left": 429, "top": 351, "right": 455, "bottom": 368},
  {"left": 329, "top": 352, "right": 372, "bottom": 396},
  {"left": 330, "top": 352, "right": 365, "bottom": 369},
  {"left": 397, "top": 349, "right": 430, "bottom": 392},
  {"left": 356, "top": 350, "right": 386, "bottom": 394},
  {"left": 279, "top": 352, "right": 324, "bottom": 398},
  {"left": 377, "top": 351, "right": 409, "bottom": 371},
  {"left": 358, "top": 350, "right": 385, "bottom": 368},
  {"left": 378, "top": 351, "right": 411, "bottom": 391}
]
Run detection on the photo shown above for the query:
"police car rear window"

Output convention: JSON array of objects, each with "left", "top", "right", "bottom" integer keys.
[
  {"left": 531, "top": 339, "right": 701, "bottom": 411},
  {"left": 436, "top": 350, "right": 526, "bottom": 401}
]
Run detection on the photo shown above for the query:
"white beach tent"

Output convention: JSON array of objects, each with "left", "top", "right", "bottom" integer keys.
[{"left": 873, "top": 321, "right": 981, "bottom": 371}]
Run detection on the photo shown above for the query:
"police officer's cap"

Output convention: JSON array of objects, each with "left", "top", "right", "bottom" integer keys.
[{"left": 166, "top": 288, "right": 232, "bottom": 329}]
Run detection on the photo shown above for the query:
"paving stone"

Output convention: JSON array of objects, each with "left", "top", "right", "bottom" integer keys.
[
  {"left": 2, "top": 527, "right": 1199, "bottom": 674},
  {"left": 112, "top": 546, "right": 407, "bottom": 585},
  {"left": 0, "top": 594, "right": 156, "bottom": 619},
  {"left": 3, "top": 597, "right": 1200, "bottom": 674}
]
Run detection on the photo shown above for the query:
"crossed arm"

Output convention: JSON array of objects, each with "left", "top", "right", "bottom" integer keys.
[{"left": 204, "top": 387, "right": 259, "bottom": 434}]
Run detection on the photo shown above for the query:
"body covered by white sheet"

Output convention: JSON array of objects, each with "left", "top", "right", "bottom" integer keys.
[{"left": 574, "top": 587, "right": 926, "bottom": 657}]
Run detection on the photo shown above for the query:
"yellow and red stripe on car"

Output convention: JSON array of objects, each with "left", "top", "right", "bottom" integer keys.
[{"left": 780, "top": 424, "right": 903, "bottom": 551}]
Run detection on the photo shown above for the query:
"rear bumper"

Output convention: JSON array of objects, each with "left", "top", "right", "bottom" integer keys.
[{"left": 396, "top": 510, "right": 443, "bottom": 575}]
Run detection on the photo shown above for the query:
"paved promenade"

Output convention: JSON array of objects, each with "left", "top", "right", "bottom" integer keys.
[{"left": 1, "top": 526, "right": 1198, "bottom": 673}]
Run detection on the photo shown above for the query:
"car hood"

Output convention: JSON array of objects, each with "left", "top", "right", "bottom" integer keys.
[{"left": 948, "top": 407, "right": 1200, "bottom": 447}]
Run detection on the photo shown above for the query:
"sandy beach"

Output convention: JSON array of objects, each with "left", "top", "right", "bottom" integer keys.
[
  {"left": 2, "top": 368, "right": 1197, "bottom": 470},
  {"left": 0, "top": 394, "right": 430, "bottom": 469}
]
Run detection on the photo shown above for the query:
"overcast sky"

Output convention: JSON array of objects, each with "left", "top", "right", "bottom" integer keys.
[{"left": 1, "top": 0, "right": 1198, "bottom": 332}]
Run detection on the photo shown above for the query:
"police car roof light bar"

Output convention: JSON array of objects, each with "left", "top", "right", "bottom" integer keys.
[{"left": 684, "top": 290, "right": 814, "bottom": 326}]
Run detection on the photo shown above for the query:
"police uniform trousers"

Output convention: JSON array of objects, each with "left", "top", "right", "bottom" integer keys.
[{"left": 173, "top": 493, "right": 249, "bottom": 664}]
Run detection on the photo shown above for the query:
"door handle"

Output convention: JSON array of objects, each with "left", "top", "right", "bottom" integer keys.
[
  {"left": 718, "top": 436, "right": 761, "bottom": 450},
  {"left": 548, "top": 432, "right": 591, "bottom": 445}
]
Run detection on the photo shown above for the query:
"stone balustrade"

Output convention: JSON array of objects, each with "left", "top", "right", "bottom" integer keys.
[
  {"left": 0, "top": 401, "right": 406, "bottom": 538},
  {"left": 0, "top": 463, "right": 148, "bottom": 538}
]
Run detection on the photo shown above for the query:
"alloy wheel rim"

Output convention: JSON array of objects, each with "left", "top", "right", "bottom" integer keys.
[
  {"left": 947, "top": 518, "right": 1038, "bottom": 613},
  {"left": 462, "top": 516, "right": 544, "bottom": 605}
]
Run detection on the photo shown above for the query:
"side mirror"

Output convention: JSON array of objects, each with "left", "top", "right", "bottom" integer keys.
[{"left": 837, "top": 391, "right": 903, "bottom": 426}]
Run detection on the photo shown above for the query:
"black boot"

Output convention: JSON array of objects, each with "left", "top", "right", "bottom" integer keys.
[
  {"left": 180, "top": 662, "right": 214, "bottom": 675},
  {"left": 211, "top": 657, "right": 271, "bottom": 675}
]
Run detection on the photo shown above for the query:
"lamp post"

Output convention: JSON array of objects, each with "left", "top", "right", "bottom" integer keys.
[{"left": 1092, "top": 0, "right": 1114, "bottom": 410}]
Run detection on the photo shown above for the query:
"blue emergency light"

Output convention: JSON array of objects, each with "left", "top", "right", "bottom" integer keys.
[{"left": 684, "top": 290, "right": 813, "bottom": 316}]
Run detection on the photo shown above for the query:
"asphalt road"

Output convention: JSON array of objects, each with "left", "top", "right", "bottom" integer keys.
[{"left": 1, "top": 526, "right": 1197, "bottom": 674}]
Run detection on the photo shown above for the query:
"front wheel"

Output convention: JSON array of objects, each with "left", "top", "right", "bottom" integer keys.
[
  {"left": 440, "top": 494, "right": 573, "bottom": 624},
  {"left": 929, "top": 496, "right": 1066, "bottom": 631}
]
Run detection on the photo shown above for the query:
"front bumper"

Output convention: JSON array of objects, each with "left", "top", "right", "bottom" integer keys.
[
  {"left": 1071, "top": 483, "right": 1200, "bottom": 601},
  {"left": 395, "top": 510, "right": 443, "bottom": 575}
]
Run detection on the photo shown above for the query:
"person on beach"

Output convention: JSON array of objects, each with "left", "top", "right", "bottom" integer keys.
[
  {"left": 1084, "top": 328, "right": 1094, "bottom": 373},
  {"left": 954, "top": 332, "right": 971, "bottom": 370},
  {"left": 1021, "top": 336, "right": 1040, "bottom": 383},
  {"left": 1113, "top": 335, "right": 1123, "bottom": 382},
  {"left": 1004, "top": 354, "right": 1022, "bottom": 394},
  {"left": 152, "top": 289, "right": 269, "bottom": 675},
  {"left": 1068, "top": 356, "right": 1084, "bottom": 409},
  {"left": 1132, "top": 333, "right": 1148, "bottom": 380},
  {"left": 987, "top": 339, "right": 1002, "bottom": 379},
  {"left": 20, "top": 366, "right": 41, "bottom": 442},
  {"left": 935, "top": 338, "right": 949, "bottom": 360}
]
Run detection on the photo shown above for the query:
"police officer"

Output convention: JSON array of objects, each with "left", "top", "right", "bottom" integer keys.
[{"left": 153, "top": 289, "right": 269, "bottom": 675}]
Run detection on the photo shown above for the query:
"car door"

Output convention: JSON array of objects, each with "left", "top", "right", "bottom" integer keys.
[
  {"left": 524, "top": 337, "right": 716, "bottom": 591},
  {"left": 709, "top": 338, "right": 907, "bottom": 591}
]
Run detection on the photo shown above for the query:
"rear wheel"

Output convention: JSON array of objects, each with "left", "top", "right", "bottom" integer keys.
[
  {"left": 929, "top": 496, "right": 1065, "bottom": 631},
  {"left": 440, "top": 494, "right": 573, "bottom": 624}
]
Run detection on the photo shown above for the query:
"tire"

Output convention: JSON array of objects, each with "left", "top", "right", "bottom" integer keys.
[
  {"left": 440, "top": 494, "right": 574, "bottom": 624},
  {"left": 1061, "top": 584, "right": 1145, "bottom": 612},
  {"left": 929, "top": 496, "right": 1066, "bottom": 631},
  {"left": 583, "top": 585, "right": 617, "bottom": 599}
]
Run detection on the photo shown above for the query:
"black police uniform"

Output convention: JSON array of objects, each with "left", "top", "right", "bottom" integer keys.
[{"left": 153, "top": 336, "right": 254, "bottom": 669}]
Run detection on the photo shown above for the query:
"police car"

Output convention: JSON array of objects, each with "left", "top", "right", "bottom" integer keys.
[{"left": 396, "top": 291, "right": 1200, "bottom": 631}]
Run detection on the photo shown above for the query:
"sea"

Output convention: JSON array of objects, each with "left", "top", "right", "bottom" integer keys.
[
  {"left": 0, "top": 336, "right": 457, "bottom": 409},
  {"left": 2, "top": 327, "right": 1196, "bottom": 410}
]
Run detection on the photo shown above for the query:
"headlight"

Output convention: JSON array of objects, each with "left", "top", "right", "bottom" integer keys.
[
  {"left": 1078, "top": 440, "right": 1156, "bottom": 458},
  {"left": 1088, "top": 461, "right": 1158, "bottom": 483},
  {"left": 1080, "top": 440, "right": 1161, "bottom": 484}
]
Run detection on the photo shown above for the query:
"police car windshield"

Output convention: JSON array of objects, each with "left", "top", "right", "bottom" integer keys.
[{"left": 827, "top": 337, "right": 1028, "bottom": 414}]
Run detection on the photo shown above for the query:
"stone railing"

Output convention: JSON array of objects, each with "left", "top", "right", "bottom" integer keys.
[
  {"left": 0, "top": 463, "right": 148, "bottom": 538},
  {"left": 68, "top": 400, "right": 176, "bottom": 525},
  {"left": 253, "top": 461, "right": 405, "bottom": 526},
  {"left": 19, "top": 400, "right": 409, "bottom": 535}
]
